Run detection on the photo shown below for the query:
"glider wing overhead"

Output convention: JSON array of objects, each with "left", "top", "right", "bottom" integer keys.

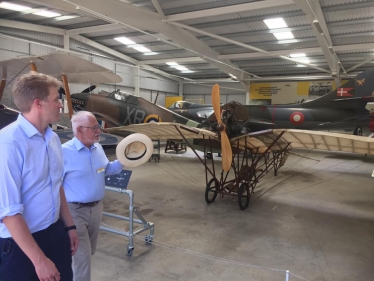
[
  {"left": 106, "top": 122, "right": 218, "bottom": 140},
  {"left": 0, "top": 53, "right": 122, "bottom": 84},
  {"left": 273, "top": 129, "right": 374, "bottom": 155}
]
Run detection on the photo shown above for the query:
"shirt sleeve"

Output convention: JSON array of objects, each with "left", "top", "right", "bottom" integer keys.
[
  {"left": 0, "top": 143, "right": 24, "bottom": 222},
  {"left": 105, "top": 159, "right": 123, "bottom": 176}
]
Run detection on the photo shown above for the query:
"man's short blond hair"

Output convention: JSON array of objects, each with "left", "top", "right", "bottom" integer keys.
[{"left": 12, "top": 71, "right": 62, "bottom": 113}]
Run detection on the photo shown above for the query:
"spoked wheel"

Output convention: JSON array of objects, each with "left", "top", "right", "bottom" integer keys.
[
  {"left": 205, "top": 178, "right": 219, "bottom": 204},
  {"left": 238, "top": 182, "right": 250, "bottom": 210}
]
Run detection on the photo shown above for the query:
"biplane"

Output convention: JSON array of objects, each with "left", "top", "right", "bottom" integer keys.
[
  {"left": 108, "top": 84, "right": 374, "bottom": 210},
  {"left": 0, "top": 53, "right": 123, "bottom": 145}
]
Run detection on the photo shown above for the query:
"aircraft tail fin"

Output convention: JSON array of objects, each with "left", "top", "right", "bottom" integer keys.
[{"left": 303, "top": 68, "right": 374, "bottom": 109}]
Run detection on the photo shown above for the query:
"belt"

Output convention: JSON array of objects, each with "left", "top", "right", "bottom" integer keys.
[{"left": 71, "top": 201, "right": 100, "bottom": 207}]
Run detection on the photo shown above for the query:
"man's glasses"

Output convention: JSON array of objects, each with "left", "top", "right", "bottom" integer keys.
[{"left": 80, "top": 125, "right": 101, "bottom": 132}]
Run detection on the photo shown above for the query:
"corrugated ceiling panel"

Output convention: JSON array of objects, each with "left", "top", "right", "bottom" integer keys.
[
  {"left": 320, "top": 0, "right": 371, "bottom": 7},
  {"left": 329, "top": 23, "right": 374, "bottom": 35},
  {"left": 324, "top": 6, "right": 374, "bottom": 22},
  {"left": 84, "top": 28, "right": 133, "bottom": 38}
]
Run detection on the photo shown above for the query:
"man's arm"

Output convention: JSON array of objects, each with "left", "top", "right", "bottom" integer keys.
[
  {"left": 3, "top": 215, "right": 61, "bottom": 281},
  {"left": 59, "top": 187, "right": 79, "bottom": 256}
]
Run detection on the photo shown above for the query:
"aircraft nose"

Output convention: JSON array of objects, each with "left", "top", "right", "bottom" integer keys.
[{"left": 71, "top": 93, "right": 88, "bottom": 110}]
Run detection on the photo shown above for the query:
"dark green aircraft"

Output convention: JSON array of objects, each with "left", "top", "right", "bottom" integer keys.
[{"left": 203, "top": 68, "right": 374, "bottom": 136}]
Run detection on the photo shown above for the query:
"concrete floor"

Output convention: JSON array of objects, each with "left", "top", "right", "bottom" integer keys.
[{"left": 93, "top": 148, "right": 374, "bottom": 281}]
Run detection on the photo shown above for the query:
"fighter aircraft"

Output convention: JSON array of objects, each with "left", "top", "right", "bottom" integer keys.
[
  {"left": 238, "top": 68, "right": 374, "bottom": 136},
  {"left": 70, "top": 89, "right": 200, "bottom": 128},
  {"left": 167, "top": 100, "right": 214, "bottom": 122}
]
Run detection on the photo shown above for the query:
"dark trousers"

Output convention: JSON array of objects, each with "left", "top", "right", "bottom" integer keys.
[{"left": 0, "top": 219, "right": 73, "bottom": 281}]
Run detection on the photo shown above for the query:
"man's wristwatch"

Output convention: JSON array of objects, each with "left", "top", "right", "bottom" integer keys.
[{"left": 65, "top": 225, "right": 77, "bottom": 232}]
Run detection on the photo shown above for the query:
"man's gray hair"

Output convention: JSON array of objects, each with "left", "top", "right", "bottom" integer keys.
[
  {"left": 12, "top": 71, "right": 62, "bottom": 113},
  {"left": 71, "top": 111, "right": 96, "bottom": 135}
]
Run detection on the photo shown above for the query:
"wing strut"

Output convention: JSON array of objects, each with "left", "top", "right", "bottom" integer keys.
[{"left": 61, "top": 74, "right": 74, "bottom": 119}]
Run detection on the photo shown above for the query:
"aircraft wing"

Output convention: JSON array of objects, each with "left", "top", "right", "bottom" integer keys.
[
  {"left": 0, "top": 53, "right": 122, "bottom": 84},
  {"left": 106, "top": 122, "right": 219, "bottom": 140},
  {"left": 230, "top": 130, "right": 291, "bottom": 153},
  {"left": 273, "top": 129, "right": 374, "bottom": 155}
]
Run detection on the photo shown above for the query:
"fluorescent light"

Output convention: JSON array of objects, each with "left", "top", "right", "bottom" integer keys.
[
  {"left": 273, "top": 32, "right": 294, "bottom": 40},
  {"left": 263, "top": 18, "right": 287, "bottom": 29},
  {"left": 0, "top": 2, "right": 30, "bottom": 11},
  {"left": 295, "top": 59, "right": 310, "bottom": 64},
  {"left": 175, "top": 66, "right": 188, "bottom": 71},
  {"left": 181, "top": 70, "right": 195, "bottom": 73},
  {"left": 296, "top": 64, "right": 307, "bottom": 67},
  {"left": 143, "top": 52, "right": 158, "bottom": 56},
  {"left": 290, "top": 53, "right": 306, "bottom": 58},
  {"left": 132, "top": 45, "right": 151, "bottom": 53},
  {"left": 166, "top": 62, "right": 178, "bottom": 66},
  {"left": 114, "top": 37, "right": 136, "bottom": 45},
  {"left": 54, "top": 15, "right": 79, "bottom": 21},
  {"left": 33, "top": 11, "right": 61, "bottom": 18}
]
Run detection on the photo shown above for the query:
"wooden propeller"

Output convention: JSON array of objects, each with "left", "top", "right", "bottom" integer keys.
[{"left": 212, "top": 84, "right": 232, "bottom": 172}]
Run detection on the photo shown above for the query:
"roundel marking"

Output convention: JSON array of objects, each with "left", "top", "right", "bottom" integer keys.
[
  {"left": 290, "top": 112, "right": 304, "bottom": 125},
  {"left": 144, "top": 114, "right": 162, "bottom": 123}
]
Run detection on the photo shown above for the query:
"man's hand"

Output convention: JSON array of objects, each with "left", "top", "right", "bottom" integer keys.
[
  {"left": 68, "top": 229, "right": 79, "bottom": 255},
  {"left": 34, "top": 256, "right": 60, "bottom": 281}
]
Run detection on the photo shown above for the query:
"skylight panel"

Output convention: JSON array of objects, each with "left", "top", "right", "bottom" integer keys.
[
  {"left": 290, "top": 53, "right": 306, "bottom": 58},
  {"left": 114, "top": 37, "right": 136, "bottom": 45},
  {"left": 273, "top": 32, "right": 294, "bottom": 40},
  {"left": 0, "top": 2, "right": 30, "bottom": 11},
  {"left": 132, "top": 45, "right": 151, "bottom": 53},
  {"left": 33, "top": 11, "right": 61, "bottom": 18},
  {"left": 263, "top": 18, "right": 287, "bottom": 29}
]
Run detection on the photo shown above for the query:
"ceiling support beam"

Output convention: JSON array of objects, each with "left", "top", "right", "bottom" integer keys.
[
  {"left": 169, "top": 21, "right": 330, "bottom": 73},
  {"left": 293, "top": 0, "right": 340, "bottom": 75},
  {"left": 164, "top": 0, "right": 294, "bottom": 22},
  {"left": 67, "top": 23, "right": 122, "bottom": 35},
  {"left": 151, "top": 0, "right": 166, "bottom": 20},
  {"left": 140, "top": 57, "right": 205, "bottom": 65},
  {"left": 218, "top": 43, "right": 374, "bottom": 60},
  {"left": 70, "top": 34, "right": 181, "bottom": 81},
  {"left": 63, "top": 0, "right": 255, "bottom": 81},
  {"left": 346, "top": 55, "right": 374, "bottom": 73},
  {"left": 0, "top": 18, "right": 65, "bottom": 35}
]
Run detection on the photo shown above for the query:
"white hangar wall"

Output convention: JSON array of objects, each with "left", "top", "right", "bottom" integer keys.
[
  {"left": 0, "top": 27, "right": 179, "bottom": 108},
  {"left": 183, "top": 82, "right": 247, "bottom": 105}
]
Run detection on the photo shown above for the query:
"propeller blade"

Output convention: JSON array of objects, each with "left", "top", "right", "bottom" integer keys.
[
  {"left": 81, "top": 85, "right": 97, "bottom": 93},
  {"left": 211, "top": 84, "right": 222, "bottom": 124},
  {"left": 220, "top": 130, "right": 232, "bottom": 171},
  {"left": 211, "top": 83, "right": 232, "bottom": 172}
]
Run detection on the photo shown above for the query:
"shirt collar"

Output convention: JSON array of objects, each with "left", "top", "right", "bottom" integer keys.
[
  {"left": 72, "top": 137, "right": 97, "bottom": 151},
  {"left": 17, "top": 114, "right": 53, "bottom": 138}
]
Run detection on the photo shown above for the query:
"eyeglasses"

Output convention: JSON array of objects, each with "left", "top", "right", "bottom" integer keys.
[{"left": 80, "top": 125, "right": 101, "bottom": 132}]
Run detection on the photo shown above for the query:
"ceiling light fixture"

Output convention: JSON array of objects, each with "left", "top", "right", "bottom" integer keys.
[
  {"left": 165, "top": 62, "right": 178, "bottom": 66},
  {"left": 131, "top": 45, "right": 151, "bottom": 53},
  {"left": 273, "top": 32, "right": 294, "bottom": 40},
  {"left": 0, "top": 2, "right": 30, "bottom": 11},
  {"left": 290, "top": 53, "right": 306, "bottom": 58},
  {"left": 263, "top": 18, "right": 288, "bottom": 29},
  {"left": 33, "top": 11, "right": 61, "bottom": 18},
  {"left": 114, "top": 37, "right": 136, "bottom": 45}
]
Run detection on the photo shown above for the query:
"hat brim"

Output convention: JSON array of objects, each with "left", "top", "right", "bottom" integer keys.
[{"left": 116, "top": 133, "right": 154, "bottom": 167}]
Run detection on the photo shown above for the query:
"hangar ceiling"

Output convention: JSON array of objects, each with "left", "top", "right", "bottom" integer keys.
[{"left": 0, "top": 0, "right": 374, "bottom": 83}]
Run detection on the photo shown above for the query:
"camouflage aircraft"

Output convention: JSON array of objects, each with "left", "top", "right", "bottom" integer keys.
[
  {"left": 168, "top": 100, "right": 213, "bottom": 122},
  {"left": 71, "top": 89, "right": 200, "bottom": 128},
  {"left": 203, "top": 68, "right": 374, "bottom": 136}
]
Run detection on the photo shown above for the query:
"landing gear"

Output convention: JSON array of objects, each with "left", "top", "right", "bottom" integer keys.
[
  {"left": 353, "top": 126, "right": 363, "bottom": 136},
  {"left": 205, "top": 178, "right": 218, "bottom": 203}
]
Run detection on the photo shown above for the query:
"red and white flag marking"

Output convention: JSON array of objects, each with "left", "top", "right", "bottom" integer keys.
[{"left": 336, "top": 88, "right": 353, "bottom": 97}]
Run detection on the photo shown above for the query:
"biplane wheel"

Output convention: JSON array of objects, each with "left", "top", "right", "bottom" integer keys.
[
  {"left": 238, "top": 182, "right": 250, "bottom": 210},
  {"left": 205, "top": 178, "right": 218, "bottom": 204}
]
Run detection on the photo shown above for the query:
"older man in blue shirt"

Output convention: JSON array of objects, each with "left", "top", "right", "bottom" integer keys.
[
  {"left": 62, "top": 111, "right": 123, "bottom": 281},
  {"left": 0, "top": 72, "right": 78, "bottom": 281}
]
